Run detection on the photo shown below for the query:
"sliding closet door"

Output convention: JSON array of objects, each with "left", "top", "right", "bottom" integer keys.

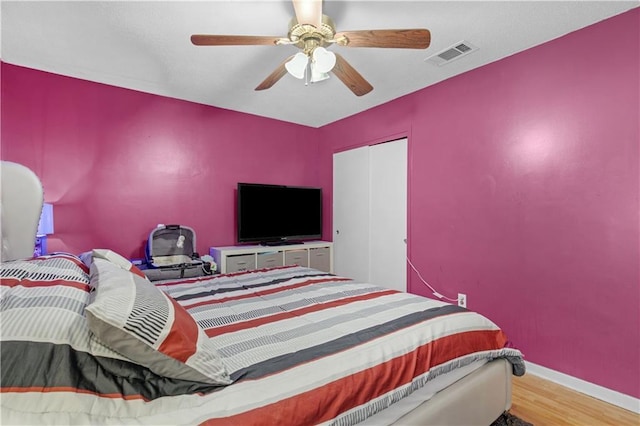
[
  {"left": 332, "top": 138, "right": 407, "bottom": 291},
  {"left": 333, "top": 146, "right": 370, "bottom": 282},
  {"left": 369, "top": 139, "right": 407, "bottom": 291}
]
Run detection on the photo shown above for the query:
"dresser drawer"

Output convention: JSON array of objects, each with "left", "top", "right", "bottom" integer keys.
[
  {"left": 284, "top": 250, "right": 308, "bottom": 267},
  {"left": 257, "top": 252, "right": 283, "bottom": 269},
  {"left": 309, "top": 247, "right": 331, "bottom": 273},
  {"left": 226, "top": 254, "right": 256, "bottom": 273}
]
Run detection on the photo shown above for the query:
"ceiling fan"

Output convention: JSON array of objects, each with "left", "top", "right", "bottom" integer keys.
[{"left": 190, "top": 0, "right": 431, "bottom": 96}]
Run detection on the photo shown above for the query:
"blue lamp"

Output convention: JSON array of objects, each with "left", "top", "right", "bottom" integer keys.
[{"left": 34, "top": 203, "right": 54, "bottom": 256}]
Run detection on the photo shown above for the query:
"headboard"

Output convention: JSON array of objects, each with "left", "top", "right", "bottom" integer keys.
[{"left": 0, "top": 161, "right": 44, "bottom": 261}]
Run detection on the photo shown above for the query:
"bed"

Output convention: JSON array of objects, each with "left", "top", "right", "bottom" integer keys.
[{"left": 1, "top": 250, "right": 525, "bottom": 425}]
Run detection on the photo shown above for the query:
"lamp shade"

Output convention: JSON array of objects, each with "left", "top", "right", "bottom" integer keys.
[
  {"left": 312, "top": 47, "right": 336, "bottom": 73},
  {"left": 285, "top": 52, "right": 309, "bottom": 79},
  {"left": 310, "top": 67, "right": 330, "bottom": 83},
  {"left": 37, "top": 203, "right": 54, "bottom": 236}
]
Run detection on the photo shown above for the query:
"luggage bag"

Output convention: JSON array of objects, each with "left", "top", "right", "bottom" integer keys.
[{"left": 144, "top": 224, "right": 205, "bottom": 281}]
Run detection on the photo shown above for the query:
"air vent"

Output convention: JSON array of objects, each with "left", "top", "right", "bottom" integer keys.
[{"left": 425, "top": 41, "right": 478, "bottom": 66}]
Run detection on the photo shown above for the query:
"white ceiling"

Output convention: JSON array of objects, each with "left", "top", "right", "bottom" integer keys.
[{"left": 2, "top": 1, "right": 637, "bottom": 128}]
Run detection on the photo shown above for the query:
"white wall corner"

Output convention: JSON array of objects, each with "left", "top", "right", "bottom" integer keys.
[{"left": 525, "top": 361, "right": 640, "bottom": 414}]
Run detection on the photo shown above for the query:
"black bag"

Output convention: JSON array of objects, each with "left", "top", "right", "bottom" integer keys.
[{"left": 144, "top": 225, "right": 205, "bottom": 281}]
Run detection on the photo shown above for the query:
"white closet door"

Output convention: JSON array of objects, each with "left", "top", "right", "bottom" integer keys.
[
  {"left": 332, "top": 139, "right": 407, "bottom": 291},
  {"left": 333, "top": 146, "right": 370, "bottom": 282},
  {"left": 369, "top": 139, "right": 407, "bottom": 291}
]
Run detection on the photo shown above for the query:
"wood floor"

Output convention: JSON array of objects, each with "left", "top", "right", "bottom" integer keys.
[{"left": 510, "top": 374, "right": 639, "bottom": 426}]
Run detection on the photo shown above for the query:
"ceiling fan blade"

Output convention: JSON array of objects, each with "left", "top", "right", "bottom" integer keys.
[
  {"left": 332, "top": 53, "right": 373, "bottom": 97},
  {"left": 335, "top": 29, "right": 431, "bottom": 49},
  {"left": 191, "top": 35, "right": 281, "bottom": 46},
  {"left": 255, "top": 55, "right": 295, "bottom": 91},
  {"left": 292, "top": 0, "right": 322, "bottom": 28}
]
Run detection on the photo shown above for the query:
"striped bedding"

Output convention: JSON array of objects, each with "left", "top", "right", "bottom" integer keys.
[{"left": 1, "top": 254, "right": 524, "bottom": 425}]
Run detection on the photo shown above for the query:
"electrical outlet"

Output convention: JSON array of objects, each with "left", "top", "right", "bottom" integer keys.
[{"left": 457, "top": 293, "right": 467, "bottom": 308}]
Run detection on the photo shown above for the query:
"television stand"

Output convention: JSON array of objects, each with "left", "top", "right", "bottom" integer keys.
[
  {"left": 261, "top": 240, "right": 303, "bottom": 246},
  {"left": 210, "top": 241, "right": 333, "bottom": 274}
]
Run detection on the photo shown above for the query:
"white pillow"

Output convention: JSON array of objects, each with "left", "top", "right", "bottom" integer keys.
[
  {"left": 86, "top": 258, "right": 231, "bottom": 385},
  {"left": 90, "top": 248, "right": 148, "bottom": 278}
]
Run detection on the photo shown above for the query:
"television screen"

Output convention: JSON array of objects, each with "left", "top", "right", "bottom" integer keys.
[{"left": 237, "top": 183, "right": 322, "bottom": 245}]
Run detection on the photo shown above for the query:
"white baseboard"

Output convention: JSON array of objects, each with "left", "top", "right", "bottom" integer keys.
[{"left": 525, "top": 361, "right": 640, "bottom": 414}]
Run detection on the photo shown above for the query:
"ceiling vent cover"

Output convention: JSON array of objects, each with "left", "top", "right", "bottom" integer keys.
[{"left": 425, "top": 41, "right": 478, "bottom": 66}]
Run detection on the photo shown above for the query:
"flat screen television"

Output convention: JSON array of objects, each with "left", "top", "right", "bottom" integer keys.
[{"left": 237, "top": 183, "right": 322, "bottom": 245}]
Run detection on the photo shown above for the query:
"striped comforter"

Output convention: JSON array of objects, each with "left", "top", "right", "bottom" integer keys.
[{"left": 1, "top": 255, "right": 524, "bottom": 425}]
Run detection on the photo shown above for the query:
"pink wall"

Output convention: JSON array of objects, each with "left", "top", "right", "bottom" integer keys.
[
  {"left": 1, "top": 64, "right": 320, "bottom": 258},
  {"left": 319, "top": 9, "right": 639, "bottom": 398}
]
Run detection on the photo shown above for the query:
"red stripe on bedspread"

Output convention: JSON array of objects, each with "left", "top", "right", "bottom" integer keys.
[
  {"left": 205, "top": 289, "right": 397, "bottom": 337},
  {"left": 185, "top": 277, "right": 353, "bottom": 310},
  {"left": 0, "top": 386, "right": 149, "bottom": 401},
  {"left": 34, "top": 254, "right": 90, "bottom": 273},
  {"left": 0, "top": 278, "right": 89, "bottom": 292},
  {"left": 200, "top": 329, "right": 508, "bottom": 426}
]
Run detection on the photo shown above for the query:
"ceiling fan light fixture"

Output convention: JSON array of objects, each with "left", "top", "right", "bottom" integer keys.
[
  {"left": 285, "top": 52, "right": 309, "bottom": 79},
  {"left": 310, "top": 66, "right": 330, "bottom": 83},
  {"left": 312, "top": 47, "right": 336, "bottom": 73}
]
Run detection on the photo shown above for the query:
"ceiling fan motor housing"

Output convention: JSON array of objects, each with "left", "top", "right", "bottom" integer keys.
[{"left": 288, "top": 15, "right": 338, "bottom": 53}]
